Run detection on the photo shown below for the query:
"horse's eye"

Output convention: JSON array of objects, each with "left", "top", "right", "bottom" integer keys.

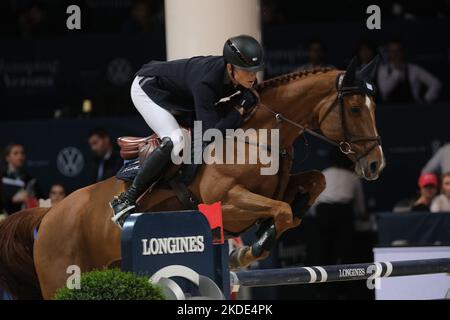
[{"left": 350, "top": 106, "right": 361, "bottom": 114}]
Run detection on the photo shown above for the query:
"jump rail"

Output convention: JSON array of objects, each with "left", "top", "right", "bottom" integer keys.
[{"left": 230, "top": 258, "right": 450, "bottom": 291}]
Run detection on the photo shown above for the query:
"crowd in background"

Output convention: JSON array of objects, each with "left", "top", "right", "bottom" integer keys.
[
  {"left": 1, "top": 1, "right": 450, "bottom": 38},
  {"left": 298, "top": 38, "right": 442, "bottom": 104},
  {"left": 0, "top": 128, "right": 122, "bottom": 218}
]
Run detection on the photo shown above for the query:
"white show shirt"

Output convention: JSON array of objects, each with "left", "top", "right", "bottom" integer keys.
[
  {"left": 377, "top": 62, "right": 442, "bottom": 103},
  {"left": 314, "top": 167, "right": 366, "bottom": 217}
]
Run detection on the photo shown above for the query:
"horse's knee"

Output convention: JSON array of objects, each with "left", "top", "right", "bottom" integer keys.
[
  {"left": 307, "top": 170, "right": 326, "bottom": 197},
  {"left": 292, "top": 192, "right": 310, "bottom": 219},
  {"left": 314, "top": 171, "right": 326, "bottom": 192},
  {"left": 271, "top": 201, "right": 292, "bottom": 220}
]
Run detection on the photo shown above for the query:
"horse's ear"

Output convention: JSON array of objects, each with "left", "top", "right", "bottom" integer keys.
[
  {"left": 343, "top": 56, "right": 359, "bottom": 86},
  {"left": 358, "top": 54, "right": 380, "bottom": 80}
]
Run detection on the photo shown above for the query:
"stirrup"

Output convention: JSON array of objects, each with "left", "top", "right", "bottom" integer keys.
[
  {"left": 111, "top": 205, "right": 135, "bottom": 225},
  {"left": 110, "top": 196, "right": 135, "bottom": 227}
]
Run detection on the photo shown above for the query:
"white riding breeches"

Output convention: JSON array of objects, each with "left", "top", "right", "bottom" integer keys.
[{"left": 131, "top": 76, "right": 186, "bottom": 156}]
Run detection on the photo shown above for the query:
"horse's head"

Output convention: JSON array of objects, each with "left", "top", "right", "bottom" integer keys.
[{"left": 318, "top": 56, "right": 385, "bottom": 180}]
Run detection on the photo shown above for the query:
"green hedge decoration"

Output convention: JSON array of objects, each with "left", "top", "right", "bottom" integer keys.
[{"left": 53, "top": 268, "right": 166, "bottom": 300}]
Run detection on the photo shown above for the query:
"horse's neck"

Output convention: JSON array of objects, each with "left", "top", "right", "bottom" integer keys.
[{"left": 246, "top": 72, "right": 336, "bottom": 148}]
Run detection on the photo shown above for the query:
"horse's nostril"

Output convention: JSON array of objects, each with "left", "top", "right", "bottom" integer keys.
[{"left": 369, "top": 161, "right": 378, "bottom": 174}]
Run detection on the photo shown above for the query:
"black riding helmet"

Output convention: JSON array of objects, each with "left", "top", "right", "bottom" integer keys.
[{"left": 223, "top": 35, "right": 264, "bottom": 72}]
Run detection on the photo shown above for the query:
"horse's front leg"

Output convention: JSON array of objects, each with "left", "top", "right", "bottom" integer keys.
[
  {"left": 223, "top": 184, "right": 298, "bottom": 235},
  {"left": 283, "top": 170, "right": 326, "bottom": 218},
  {"left": 222, "top": 185, "right": 299, "bottom": 269}
]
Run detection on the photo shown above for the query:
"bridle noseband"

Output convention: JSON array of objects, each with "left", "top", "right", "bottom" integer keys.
[{"left": 254, "top": 73, "right": 382, "bottom": 162}]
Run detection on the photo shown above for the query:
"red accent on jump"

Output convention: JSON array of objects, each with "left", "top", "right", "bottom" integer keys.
[{"left": 198, "top": 202, "right": 224, "bottom": 244}]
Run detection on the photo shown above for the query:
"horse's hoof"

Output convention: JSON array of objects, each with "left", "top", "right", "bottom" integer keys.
[
  {"left": 229, "top": 246, "right": 270, "bottom": 270},
  {"left": 229, "top": 247, "right": 246, "bottom": 270}
]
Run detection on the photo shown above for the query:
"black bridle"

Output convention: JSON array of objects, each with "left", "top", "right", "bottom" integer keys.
[{"left": 256, "top": 73, "right": 382, "bottom": 162}]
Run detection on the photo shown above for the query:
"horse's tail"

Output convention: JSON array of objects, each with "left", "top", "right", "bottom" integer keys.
[{"left": 0, "top": 207, "right": 49, "bottom": 299}]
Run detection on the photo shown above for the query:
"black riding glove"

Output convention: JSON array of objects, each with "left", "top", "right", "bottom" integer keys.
[{"left": 237, "top": 87, "right": 258, "bottom": 112}]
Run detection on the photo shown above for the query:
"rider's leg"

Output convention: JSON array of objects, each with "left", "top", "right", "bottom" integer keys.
[
  {"left": 111, "top": 76, "right": 185, "bottom": 224},
  {"left": 131, "top": 76, "right": 186, "bottom": 156}
]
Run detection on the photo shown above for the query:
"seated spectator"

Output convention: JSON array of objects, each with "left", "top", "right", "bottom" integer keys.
[
  {"left": 422, "top": 143, "right": 450, "bottom": 176},
  {"left": 377, "top": 40, "right": 441, "bottom": 104},
  {"left": 88, "top": 128, "right": 123, "bottom": 182},
  {"left": 411, "top": 173, "right": 438, "bottom": 211},
  {"left": 39, "top": 183, "right": 66, "bottom": 208},
  {"left": 49, "top": 183, "right": 66, "bottom": 205},
  {"left": 430, "top": 173, "right": 450, "bottom": 212},
  {"left": 1, "top": 143, "right": 42, "bottom": 214},
  {"left": 297, "top": 39, "right": 335, "bottom": 71}
]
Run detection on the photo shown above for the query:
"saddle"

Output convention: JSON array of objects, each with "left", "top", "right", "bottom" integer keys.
[
  {"left": 117, "top": 127, "right": 191, "bottom": 165},
  {"left": 116, "top": 128, "right": 199, "bottom": 209}
]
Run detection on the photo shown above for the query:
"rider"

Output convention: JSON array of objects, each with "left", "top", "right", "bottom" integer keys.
[{"left": 110, "top": 34, "right": 265, "bottom": 225}]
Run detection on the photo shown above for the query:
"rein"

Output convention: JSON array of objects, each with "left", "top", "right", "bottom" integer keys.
[{"left": 250, "top": 73, "right": 382, "bottom": 162}]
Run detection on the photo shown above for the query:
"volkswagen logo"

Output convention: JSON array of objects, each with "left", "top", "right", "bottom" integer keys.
[
  {"left": 57, "top": 147, "right": 84, "bottom": 177},
  {"left": 107, "top": 58, "right": 132, "bottom": 86}
]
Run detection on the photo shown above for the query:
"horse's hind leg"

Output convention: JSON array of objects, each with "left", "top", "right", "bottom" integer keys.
[
  {"left": 34, "top": 202, "right": 88, "bottom": 299},
  {"left": 34, "top": 249, "right": 84, "bottom": 299},
  {"left": 34, "top": 214, "right": 87, "bottom": 300}
]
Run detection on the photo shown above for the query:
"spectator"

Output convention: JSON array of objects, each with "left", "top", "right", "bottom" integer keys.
[
  {"left": 355, "top": 40, "right": 377, "bottom": 72},
  {"left": 430, "top": 173, "right": 450, "bottom": 212},
  {"left": 39, "top": 183, "right": 67, "bottom": 208},
  {"left": 422, "top": 143, "right": 450, "bottom": 175},
  {"left": 297, "top": 39, "right": 335, "bottom": 71},
  {"left": 377, "top": 40, "right": 442, "bottom": 104},
  {"left": 121, "top": 0, "right": 163, "bottom": 34},
  {"left": 312, "top": 148, "right": 365, "bottom": 265},
  {"left": 1, "top": 143, "right": 42, "bottom": 214},
  {"left": 88, "top": 128, "right": 123, "bottom": 182},
  {"left": 17, "top": 1, "right": 52, "bottom": 38},
  {"left": 411, "top": 173, "right": 438, "bottom": 211},
  {"left": 261, "top": 0, "right": 286, "bottom": 25},
  {"left": 48, "top": 183, "right": 66, "bottom": 205}
]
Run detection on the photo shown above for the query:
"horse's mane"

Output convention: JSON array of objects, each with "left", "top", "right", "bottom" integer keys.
[{"left": 256, "top": 67, "right": 336, "bottom": 93}]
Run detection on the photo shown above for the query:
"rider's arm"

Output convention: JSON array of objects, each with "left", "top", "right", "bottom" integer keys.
[
  {"left": 214, "top": 108, "right": 243, "bottom": 134},
  {"left": 194, "top": 82, "right": 243, "bottom": 135},
  {"left": 409, "top": 64, "right": 442, "bottom": 103}
]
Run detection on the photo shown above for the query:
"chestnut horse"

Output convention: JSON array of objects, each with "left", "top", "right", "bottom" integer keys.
[{"left": 0, "top": 57, "right": 384, "bottom": 299}]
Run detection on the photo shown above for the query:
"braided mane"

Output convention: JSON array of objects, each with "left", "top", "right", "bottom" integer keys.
[{"left": 256, "top": 67, "right": 336, "bottom": 93}]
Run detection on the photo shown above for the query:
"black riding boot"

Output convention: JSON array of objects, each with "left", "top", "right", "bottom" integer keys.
[{"left": 110, "top": 137, "right": 174, "bottom": 226}]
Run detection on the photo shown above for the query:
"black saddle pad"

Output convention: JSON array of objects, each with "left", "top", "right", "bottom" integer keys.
[{"left": 115, "top": 158, "right": 141, "bottom": 182}]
